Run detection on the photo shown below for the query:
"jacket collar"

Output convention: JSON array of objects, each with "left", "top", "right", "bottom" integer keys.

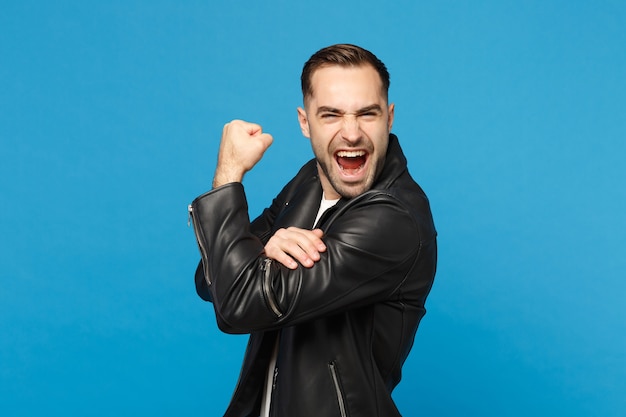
[{"left": 373, "top": 133, "right": 408, "bottom": 191}]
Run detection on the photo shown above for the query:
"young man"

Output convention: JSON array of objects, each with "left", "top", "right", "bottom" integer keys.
[{"left": 189, "top": 44, "right": 437, "bottom": 417}]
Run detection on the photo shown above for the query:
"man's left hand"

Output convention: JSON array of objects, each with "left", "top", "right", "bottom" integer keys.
[{"left": 264, "top": 227, "right": 326, "bottom": 269}]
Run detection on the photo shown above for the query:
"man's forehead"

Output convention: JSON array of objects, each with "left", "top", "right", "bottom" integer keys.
[{"left": 306, "top": 64, "right": 386, "bottom": 106}]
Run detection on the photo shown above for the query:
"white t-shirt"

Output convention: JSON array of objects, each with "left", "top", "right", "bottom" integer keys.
[{"left": 260, "top": 194, "right": 339, "bottom": 416}]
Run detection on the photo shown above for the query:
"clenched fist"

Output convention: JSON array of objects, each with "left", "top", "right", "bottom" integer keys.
[{"left": 213, "top": 120, "right": 273, "bottom": 188}]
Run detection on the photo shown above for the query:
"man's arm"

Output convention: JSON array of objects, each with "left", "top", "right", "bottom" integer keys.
[
  {"left": 193, "top": 119, "right": 272, "bottom": 300},
  {"left": 190, "top": 185, "right": 430, "bottom": 334}
]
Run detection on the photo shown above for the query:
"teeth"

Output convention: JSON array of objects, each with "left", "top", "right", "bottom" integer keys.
[{"left": 336, "top": 150, "right": 365, "bottom": 158}]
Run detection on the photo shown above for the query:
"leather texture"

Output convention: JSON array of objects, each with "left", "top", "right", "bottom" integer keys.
[{"left": 191, "top": 134, "right": 437, "bottom": 416}]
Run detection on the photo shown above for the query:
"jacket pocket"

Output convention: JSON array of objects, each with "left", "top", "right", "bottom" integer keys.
[{"left": 328, "top": 361, "right": 348, "bottom": 417}]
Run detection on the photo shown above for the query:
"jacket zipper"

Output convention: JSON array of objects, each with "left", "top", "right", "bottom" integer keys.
[
  {"left": 188, "top": 204, "right": 211, "bottom": 285},
  {"left": 272, "top": 366, "right": 279, "bottom": 389},
  {"left": 328, "top": 361, "right": 348, "bottom": 417},
  {"left": 263, "top": 258, "right": 283, "bottom": 318}
]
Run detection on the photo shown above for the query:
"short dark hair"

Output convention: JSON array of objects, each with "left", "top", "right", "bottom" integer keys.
[{"left": 301, "top": 44, "right": 390, "bottom": 103}]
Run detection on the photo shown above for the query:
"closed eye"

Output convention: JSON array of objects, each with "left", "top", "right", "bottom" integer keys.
[
  {"left": 357, "top": 111, "right": 381, "bottom": 120},
  {"left": 320, "top": 113, "right": 341, "bottom": 120},
  {"left": 356, "top": 105, "right": 383, "bottom": 119}
]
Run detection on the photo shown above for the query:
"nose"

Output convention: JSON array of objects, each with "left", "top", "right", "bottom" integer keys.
[{"left": 340, "top": 115, "right": 361, "bottom": 143}]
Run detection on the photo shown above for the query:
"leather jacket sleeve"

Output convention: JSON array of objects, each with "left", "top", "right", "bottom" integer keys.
[{"left": 190, "top": 181, "right": 433, "bottom": 334}]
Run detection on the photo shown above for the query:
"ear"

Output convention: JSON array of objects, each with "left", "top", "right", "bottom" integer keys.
[
  {"left": 387, "top": 103, "right": 395, "bottom": 131},
  {"left": 297, "top": 107, "right": 311, "bottom": 138}
]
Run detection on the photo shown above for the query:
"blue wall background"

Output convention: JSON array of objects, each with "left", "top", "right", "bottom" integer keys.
[{"left": 1, "top": 1, "right": 624, "bottom": 416}]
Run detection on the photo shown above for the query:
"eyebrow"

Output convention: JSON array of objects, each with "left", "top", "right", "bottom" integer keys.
[{"left": 316, "top": 104, "right": 383, "bottom": 116}]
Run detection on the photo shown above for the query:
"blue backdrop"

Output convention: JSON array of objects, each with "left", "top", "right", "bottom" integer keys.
[{"left": 1, "top": 1, "right": 624, "bottom": 416}]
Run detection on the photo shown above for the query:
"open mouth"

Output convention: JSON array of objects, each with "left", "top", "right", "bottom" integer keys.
[{"left": 335, "top": 150, "right": 368, "bottom": 175}]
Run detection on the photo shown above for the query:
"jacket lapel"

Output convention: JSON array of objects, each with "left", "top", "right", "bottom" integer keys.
[{"left": 273, "top": 175, "right": 323, "bottom": 230}]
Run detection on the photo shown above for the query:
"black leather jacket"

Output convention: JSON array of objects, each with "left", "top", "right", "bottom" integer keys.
[{"left": 190, "top": 135, "right": 437, "bottom": 416}]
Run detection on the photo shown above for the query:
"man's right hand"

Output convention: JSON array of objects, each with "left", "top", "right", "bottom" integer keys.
[
  {"left": 213, "top": 120, "right": 273, "bottom": 188},
  {"left": 265, "top": 228, "right": 326, "bottom": 270}
]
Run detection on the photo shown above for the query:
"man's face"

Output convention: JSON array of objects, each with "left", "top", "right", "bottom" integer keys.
[{"left": 298, "top": 64, "right": 394, "bottom": 200}]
